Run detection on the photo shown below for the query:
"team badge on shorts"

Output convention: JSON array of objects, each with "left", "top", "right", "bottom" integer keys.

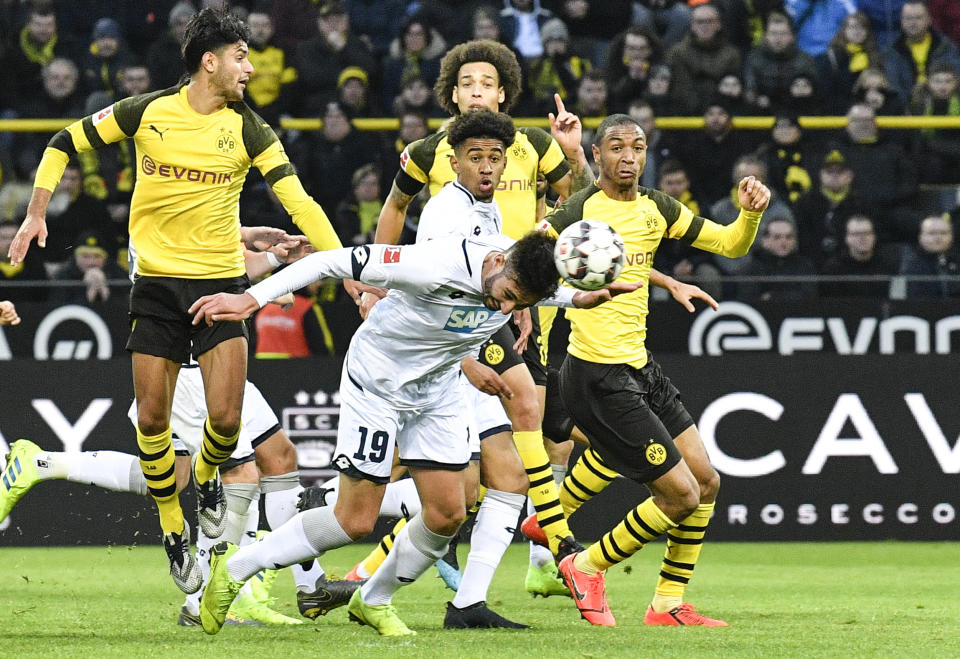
[
  {"left": 333, "top": 455, "right": 353, "bottom": 471},
  {"left": 645, "top": 441, "right": 667, "bottom": 466},
  {"left": 484, "top": 343, "right": 505, "bottom": 365}
]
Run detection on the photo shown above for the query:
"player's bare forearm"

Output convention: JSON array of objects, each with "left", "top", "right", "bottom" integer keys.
[
  {"left": 649, "top": 268, "right": 718, "bottom": 312},
  {"left": 649, "top": 268, "right": 669, "bottom": 290},
  {"left": 374, "top": 183, "right": 414, "bottom": 244},
  {"left": 8, "top": 188, "right": 53, "bottom": 264},
  {"left": 571, "top": 281, "right": 642, "bottom": 308},
  {"left": 568, "top": 150, "right": 593, "bottom": 193}
]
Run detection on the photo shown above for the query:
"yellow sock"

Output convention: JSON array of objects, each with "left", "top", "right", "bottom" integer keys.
[
  {"left": 361, "top": 517, "right": 406, "bottom": 577},
  {"left": 514, "top": 429, "right": 572, "bottom": 556},
  {"left": 560, "top": 448, "right": 618, "bottom": 516},
  {"left": 652, "top": 502, "right": 715, "bottom": 612},
  {"left": 585, "top": 496, "right": 675, "bottom": 572},
  {"left": 195, "top": 418, "right": 240, "bottom": 484},
  {"left": 471, "top": 484, "right": 486, "bottom": 515},
  {"left": 136, "top": 426, "right": 182, "bottom": 535}
]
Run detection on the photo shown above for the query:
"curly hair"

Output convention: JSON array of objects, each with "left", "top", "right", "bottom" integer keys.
[
  {"left": 504, "top": 232, "right": 560, "bottom": 302},
  {"left": 182, "top": 7, "right": 251, "bottom": 74},
  {"left": 434, "top": 40, "right": 522, "bottom": 115},
  {"left": 446, "top": 110, "right": 516, "bottom": 151}
]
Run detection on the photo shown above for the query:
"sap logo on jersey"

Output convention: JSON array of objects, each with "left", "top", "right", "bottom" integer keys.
[{"left": 444, "top": 306, "right": 492, "bottom": 333}]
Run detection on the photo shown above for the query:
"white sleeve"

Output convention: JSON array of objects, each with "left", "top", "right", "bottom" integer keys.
[
  {"left": 248, "top": 242, "right": 455, "bottom": 308},
  {"left": 416, "top": 200, "right": 460, "bottom": 242},
  {"left": 537, "top": 286, "right": 576, "bottom": 308}
]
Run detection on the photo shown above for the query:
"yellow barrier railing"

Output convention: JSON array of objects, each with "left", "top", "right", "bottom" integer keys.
[{"left": 3, "top": 115, "right": 960, "bottom": 133}]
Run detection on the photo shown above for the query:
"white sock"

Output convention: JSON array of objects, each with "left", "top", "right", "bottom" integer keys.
[
  {"left": 32, "top": 451, "right": 68, "bottom": 480},
  {"left": 35, "top": 450, "right": 146, "bottom": 495},
  {"left": 361, "top": 513, "right": 453, "bottom": 606},
  {"left": 380, "top": 478, "right": 421, "bottom": 518},
  {"left": 453, "top": 490, "right": 525, "bottom": 608},
  {"left": 242, "top": 496, "right": 260, "bottom": 545},
  {"left": 292, "top": 560, "right": 326, "bottom": 591},
  {"left": 527, "top": 496, "right": 553, "bottom": 568},
  {"left": 222, "top": 483, "right": 259, "bottom": 545},
  {"left": 228, "top": 506, "right": 350, "bottom": 582},
  {"left": 259, "top": 475, "right": 327, "bottom": 588},
  {"left": 319, "top": 475, "right": 339, "bottom": 505},
  {"left": 183, "top": 526, "right": 218, "bottom": 614},
  {"left": 261, "top": 472, "right": 302, "bottom": 530}
]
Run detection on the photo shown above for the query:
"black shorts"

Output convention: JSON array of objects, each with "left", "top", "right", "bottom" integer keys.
[
  {"left": 517, "top": 309, "right": 548, "bottom": 386},
  {"left": 559, "top": 353, "right": 694, "bottom": 483},
  {"left": 127, "top": 275, "right": 249, "bottom": 363},
  {"left": 477, "top": 325, "right": 525, "bottom": 375},
  {"left": 543, "top": 368, "right": 574, "bottom": 444}
]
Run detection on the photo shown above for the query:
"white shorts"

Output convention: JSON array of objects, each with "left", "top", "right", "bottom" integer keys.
[
  {"left": 334, "top": 368, "right": 472, "bottom": 482},
  {"left": 126, "top": 367, "right": 267, "bottom": 462},
  {"left": 467, "top": 382, "right": 512, "bottom": 442}
]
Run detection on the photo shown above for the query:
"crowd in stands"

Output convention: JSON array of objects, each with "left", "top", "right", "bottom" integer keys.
[{"left": 1, "top": 0, "right": 960, "bottom": 321}]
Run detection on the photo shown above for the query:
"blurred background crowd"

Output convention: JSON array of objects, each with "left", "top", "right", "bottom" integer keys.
[{"left": 1, "top": 0, "right": 960, "bottom": 326}]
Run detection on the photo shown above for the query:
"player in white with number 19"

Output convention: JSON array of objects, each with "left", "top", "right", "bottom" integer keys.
[{"left": 188, "top": 194, "right": 641, "bottom": 637}]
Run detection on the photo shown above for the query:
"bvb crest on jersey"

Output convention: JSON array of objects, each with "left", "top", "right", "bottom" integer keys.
[{"left": 216, "top": 128, "right": 237, "bottom": 154}]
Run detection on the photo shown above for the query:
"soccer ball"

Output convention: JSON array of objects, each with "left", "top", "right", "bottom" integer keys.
[{"left": 554, "top": 220, "right": 626, "bottom": 291}]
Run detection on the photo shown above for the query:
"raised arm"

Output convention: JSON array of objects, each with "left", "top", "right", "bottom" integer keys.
[
  {"left": 547, "top": 94, "right": 592, "bottom": 196},
  {"left": 374, "top": 179, "right": 418, "bottom": 244},
  {"left": 686, "top": 176, "right": 769, "bottom": 258},
  {"left": 9, "top": 99, "right": 136, "bottom": 265}
]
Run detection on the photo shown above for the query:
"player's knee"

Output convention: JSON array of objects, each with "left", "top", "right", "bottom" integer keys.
[
  {"left": 656, "top": 480, "right": 700, "bottom": 522},
  {"left": 698, "top": 468, "right": 720, "bottom": 502},
  {"left": 256, "top": 433, "right": 297, "bottom": 475},
  {"left": 484, "top": 467, "right": 528, "bottom": 495},
  {"left": 336, "top": 508, "right": 379, "bottom": 540},
  {"left": 425, "top": 501, "right": 467, "bottom": 536},
  {"left": 676, "top": 490, "right": 700, "bottom": 520},
  {"left": 207, "top": 410, "right": 241, "bottom": 438},
  {"left": 136, "top": 410, "right": 168, "bottom": 437},
  {"left": 504, "top": 391, "right": 540, "bottom": 431}
]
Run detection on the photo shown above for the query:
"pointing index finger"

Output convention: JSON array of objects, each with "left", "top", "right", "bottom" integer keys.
[{"left": 554, "top": 93, "right": 566, "bottom": 115}]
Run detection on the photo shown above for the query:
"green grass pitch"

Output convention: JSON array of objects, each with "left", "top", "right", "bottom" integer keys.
[{"left": 1, "top": 542, "right": 957, "bottom": 658}]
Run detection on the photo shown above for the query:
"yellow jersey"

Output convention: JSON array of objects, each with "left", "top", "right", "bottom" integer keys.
[
  {"left": 549, "top": 184, "right": 760, "bottom": 369},
  {"left": 38, "top": 84, "right": 340, "bottom": 278},
  {"left": 395, "top": 126, "right": 569, "bottom": 240}
]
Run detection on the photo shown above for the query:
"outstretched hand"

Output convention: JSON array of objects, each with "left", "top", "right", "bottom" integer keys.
[
  {"left": 511, "top": 308, "right": 532, "bottom": 353},
  {"left": 548, "top": 93, "right": 583, "bottom": 157},
  {"left": 241, "top": 226, "right": 308, "bottom": 256},
  {"left": 668, "top": 280, "right": 719, "bottom": 313},
  {"left": 571, "top": 281, "right": 642, "bottom": 309},
  {"left": 189, "top": 292, "right": 260, "bottom": 326},
  {"left": 737, "top": 176, "right": 771, "bottom": 212},
  {"left": 8, "top": 215, "right": 47, "bottom": 266},
  {"left": 270, "top": 238, "right": 315, "bottom": 264}
]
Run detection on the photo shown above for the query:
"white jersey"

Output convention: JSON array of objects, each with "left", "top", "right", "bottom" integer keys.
[
  {"left": 249, "top": 237, "right": 515, "bottom": 408},
  {"left": 416, "top": 181, "right": 503, "bottom": 242}
]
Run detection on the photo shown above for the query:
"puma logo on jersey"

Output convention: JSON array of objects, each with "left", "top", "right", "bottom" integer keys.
[
  {"left": 444, "top": 306, "right": 492, "bottom": 332},
  {"left": 149, "top": 124, "right": 168, "bottom": 140}
]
